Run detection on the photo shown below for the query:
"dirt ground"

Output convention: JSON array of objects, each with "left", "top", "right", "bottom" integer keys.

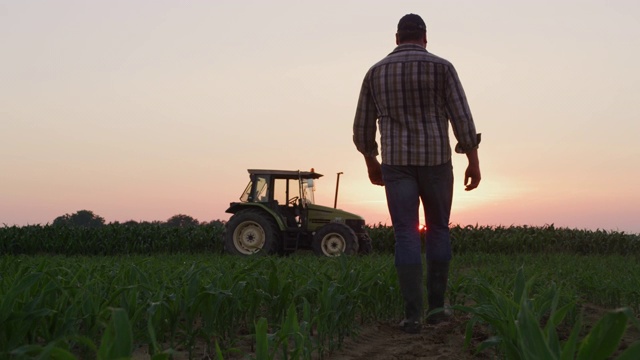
[
  {"left": 132, "top": 304, "right": 638, "bottom": 359},
  {"left": 132, "top": 314, "right": 486, "bottom": 360},
  {"left": 318, "top": 305, "right": 639, "bottom": 360},
  {"left": 322, "top": 316, "right": 488, "bottom": 360}
]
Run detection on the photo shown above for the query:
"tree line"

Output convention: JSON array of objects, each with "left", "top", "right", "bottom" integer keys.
[{"left": 52, "top": 209, "right": 224, "bottom": 228}]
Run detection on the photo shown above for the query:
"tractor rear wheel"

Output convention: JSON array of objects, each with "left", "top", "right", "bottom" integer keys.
[
  {"left": 224, "top": 209, "right": 281, "bottom": 256},
  {"left": 312, "top": 223, "right": 359, "bottom": 257}
]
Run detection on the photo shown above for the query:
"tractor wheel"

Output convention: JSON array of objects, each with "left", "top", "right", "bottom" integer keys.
[
  {"left": 224, "top": 209, "right": 281, "bottom": 256},
  {"left": 312, "top": 223, "right": 359, "bottom": 257},
  {"left": 358, "top": 233, "right": 373, "bottom": 255}
]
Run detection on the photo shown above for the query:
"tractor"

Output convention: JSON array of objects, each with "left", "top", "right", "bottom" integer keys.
[{"left": 224, "top": 169, "right": 372, "bottom": 257}]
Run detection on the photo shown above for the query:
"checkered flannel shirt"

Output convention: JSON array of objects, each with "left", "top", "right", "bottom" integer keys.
[{"left": 353, "top": 44, "right": 480, "bottom": 166}]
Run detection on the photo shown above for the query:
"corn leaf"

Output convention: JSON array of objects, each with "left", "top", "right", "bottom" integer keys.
[
  {"left": 577, "top": 308, "right": 628, "bottom": 360},
  {"left": 97, "top": 308, "right": 133, "bottom": 360}
]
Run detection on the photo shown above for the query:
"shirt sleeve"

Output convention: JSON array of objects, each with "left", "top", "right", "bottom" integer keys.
[
  {"left": 353, "top": 73, "right": 380, "bottom": 158},
  {"left": 444, "top": 64, "right": 481, "bottom": 154}
]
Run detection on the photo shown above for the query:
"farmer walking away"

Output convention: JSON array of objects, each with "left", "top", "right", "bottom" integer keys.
[{"left": 353, "top": 13, "right": 482, "bottom": 334}]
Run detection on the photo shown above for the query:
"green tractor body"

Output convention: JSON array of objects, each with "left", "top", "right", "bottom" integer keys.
[{"left": 224, "top": 169, "right": 372, "bottom": 257}]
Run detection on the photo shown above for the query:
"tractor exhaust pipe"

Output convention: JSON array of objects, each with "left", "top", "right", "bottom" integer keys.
[{"left": 334, "top": 172, "right": 343, "bottom": 208}]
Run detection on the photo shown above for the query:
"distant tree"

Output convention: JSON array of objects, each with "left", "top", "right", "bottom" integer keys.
[
  {"left": 52, "top": 210, "right": 106, "bottom": 228},
  {"left": 52, "top": 214, "right": 70, "bottom": 227},
  {"left": 139, "top": 220, "right": 164, "bottom": 226},
  {"left": 165, "top": 214, "right": 200, "bottom": 227},
  {"left": 208, "top": 219, "right": 226, "bottom": 227},
  {"left": 122, "top": 220, "right": 139, "bottom": 226}
]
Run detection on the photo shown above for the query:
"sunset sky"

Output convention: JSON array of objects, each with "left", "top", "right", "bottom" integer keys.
[{"left": 2, "top": 1, "right": 639, "bottom": 234}]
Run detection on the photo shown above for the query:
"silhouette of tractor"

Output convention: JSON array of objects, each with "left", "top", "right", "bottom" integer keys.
[{"left": 224, "top": 169, "right": 372, "bottom": 257}]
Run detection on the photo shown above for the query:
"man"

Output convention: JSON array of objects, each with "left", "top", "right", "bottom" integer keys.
[{"left": 353, "top": 13, "right": 481, "bottom": 334}]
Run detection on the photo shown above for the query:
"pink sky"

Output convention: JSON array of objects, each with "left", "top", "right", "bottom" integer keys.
[{"left": 1, "top": 1, "right": 639, "bottom": 234}]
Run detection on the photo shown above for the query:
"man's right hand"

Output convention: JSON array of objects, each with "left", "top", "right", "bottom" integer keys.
[{"left": 464, "top": 164, "right": 481, "bottom": 191}]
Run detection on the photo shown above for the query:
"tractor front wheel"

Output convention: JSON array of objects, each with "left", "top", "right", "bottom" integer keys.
[
  {"left": 312, "top": 223, "right": 359, "bottom": 257},
  {"left": 224, "top": 209, "right": 281, "bottom": 256}
]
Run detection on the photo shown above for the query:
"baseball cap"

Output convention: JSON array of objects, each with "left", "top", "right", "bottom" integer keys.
[{"left": 397, "top": 13, "right": 426, "bottom": 32}]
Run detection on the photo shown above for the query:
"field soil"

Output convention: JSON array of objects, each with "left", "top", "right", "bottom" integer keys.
[
  {"left": 322, "top": 315, "right": 487, "bottom": 360},
  {"left": 131, "top": 314, "right": 485, "bottom": 360},
  {"left": 132, "top": 304, "right": 638, "bottom": 359},
  {"left": 320, "top": 304, "right": 639, "bottom": 360}
]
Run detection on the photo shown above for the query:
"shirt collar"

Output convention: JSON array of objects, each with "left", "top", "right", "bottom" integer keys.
[{"left": 390, "top": 43, "right": 428, "bottom": 55}]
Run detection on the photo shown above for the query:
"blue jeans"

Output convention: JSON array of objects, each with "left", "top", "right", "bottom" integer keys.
[{"left": 381, "top": 162, "right": 454, "bottom": 266}]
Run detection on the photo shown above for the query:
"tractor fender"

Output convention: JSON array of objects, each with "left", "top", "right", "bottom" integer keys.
[{"left": 225, "top": 203, "right": 286, "bottom": 230}]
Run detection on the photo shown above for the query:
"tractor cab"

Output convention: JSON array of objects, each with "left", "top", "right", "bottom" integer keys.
[
  {"left": 237, "top": 169, "right": 321, "bottom": 228},
  {"left": 241, "top": 169, "right": 318, "bottom": 204}
]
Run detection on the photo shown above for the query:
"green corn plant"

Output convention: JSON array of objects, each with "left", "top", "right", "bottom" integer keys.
[
  {"left": 517, "top": 304, "right": 640, "bottom": 360},
  {"left": 250, "top": 302, "right": 314, "bottom": 360},
  {"left": 214, "top": 339, "right": 225, "bottom": 360},
  {"left": 97, "top": 307, "right": 133, "bottom": 360},
  {"left": 254, "top": 317, "right": 269, "bottom": 360},
  {"left": 9, "top": 340, "right": 77, "bottom": 360},
  {"left": 0, "top": 271, "right": 45, "bottom": 355},
  {"left": 455, "top": 266, "right": 640, "bottom": 360},
  {"left": 447, "top": 272, "right": 472, "bottom": 308},
  {"left": 270, "top": 303, "right": 305, "bottom": 360},
  {"left": 2, "top": 249, "right": 640, "bottom": 359},
  {"left": 574, "top": 307, "right": 640, "bottom": 360},
  {"left": 453, "top": 268, "right": 528, "bottom": 358},
  {"left": 297, "top": 298, "right": 314, "bottom": 359}
]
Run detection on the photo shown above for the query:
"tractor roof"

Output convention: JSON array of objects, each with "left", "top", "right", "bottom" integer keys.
[{"left": 247, "top": 169, "right": 323, "bottom": 179}]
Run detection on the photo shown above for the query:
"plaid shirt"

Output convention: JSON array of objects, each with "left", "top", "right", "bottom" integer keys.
[{"left": 353, "top": 44, "right": 480, "bottom": 166}]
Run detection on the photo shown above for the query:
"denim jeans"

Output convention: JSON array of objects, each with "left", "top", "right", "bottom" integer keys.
[{"left": 381, "top": 161, "right": 454, "bottom": 266}]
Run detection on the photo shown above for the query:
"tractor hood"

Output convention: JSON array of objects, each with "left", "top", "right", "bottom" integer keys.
[{"left": 306, "top": 203, "right": 365, "bottom": 222}]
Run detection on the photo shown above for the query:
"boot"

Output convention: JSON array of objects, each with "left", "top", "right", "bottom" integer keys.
[
  {"left": 396, "top": 264, "right": 424, "bottom": 333},
  {"left": 426, "top": 260, "right": 450, "bottom": 325}
]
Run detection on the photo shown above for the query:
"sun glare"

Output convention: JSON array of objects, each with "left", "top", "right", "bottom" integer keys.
[{"left": 453, "top": 175, "right": 530, "bottom": 211}]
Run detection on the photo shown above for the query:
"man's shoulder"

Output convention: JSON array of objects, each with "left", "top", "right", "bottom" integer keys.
[
  {"left": 369, "top": 45, "right": 455, "bottom": 70},
  {"left": 422, "top": 51, "right": 453, "bottom": 66}
]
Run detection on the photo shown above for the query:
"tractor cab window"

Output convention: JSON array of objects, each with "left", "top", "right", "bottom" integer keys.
[
  {"left": 273, "top": 178, "right": 300, "bottom": 206},
  {"left": 241, "top": 176, "right": 269, "bottom": 202},
  {"left": 240, "top": 182, "right": 252, "bottom": 202},
  {"left": 303, "top": 178, "right": 315, "bottom": 204},
  {"left": 254, "top": 177, "right": 269, "bottom": 202}
]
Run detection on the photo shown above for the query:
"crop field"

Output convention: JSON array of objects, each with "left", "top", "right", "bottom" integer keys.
[{"left": 1, "top": 224, "right": 640, "bottom": 359}]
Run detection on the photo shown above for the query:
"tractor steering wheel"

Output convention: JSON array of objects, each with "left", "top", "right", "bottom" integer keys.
[{"left": 288, "top": 196, "right": 299, "bottom": 205}]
